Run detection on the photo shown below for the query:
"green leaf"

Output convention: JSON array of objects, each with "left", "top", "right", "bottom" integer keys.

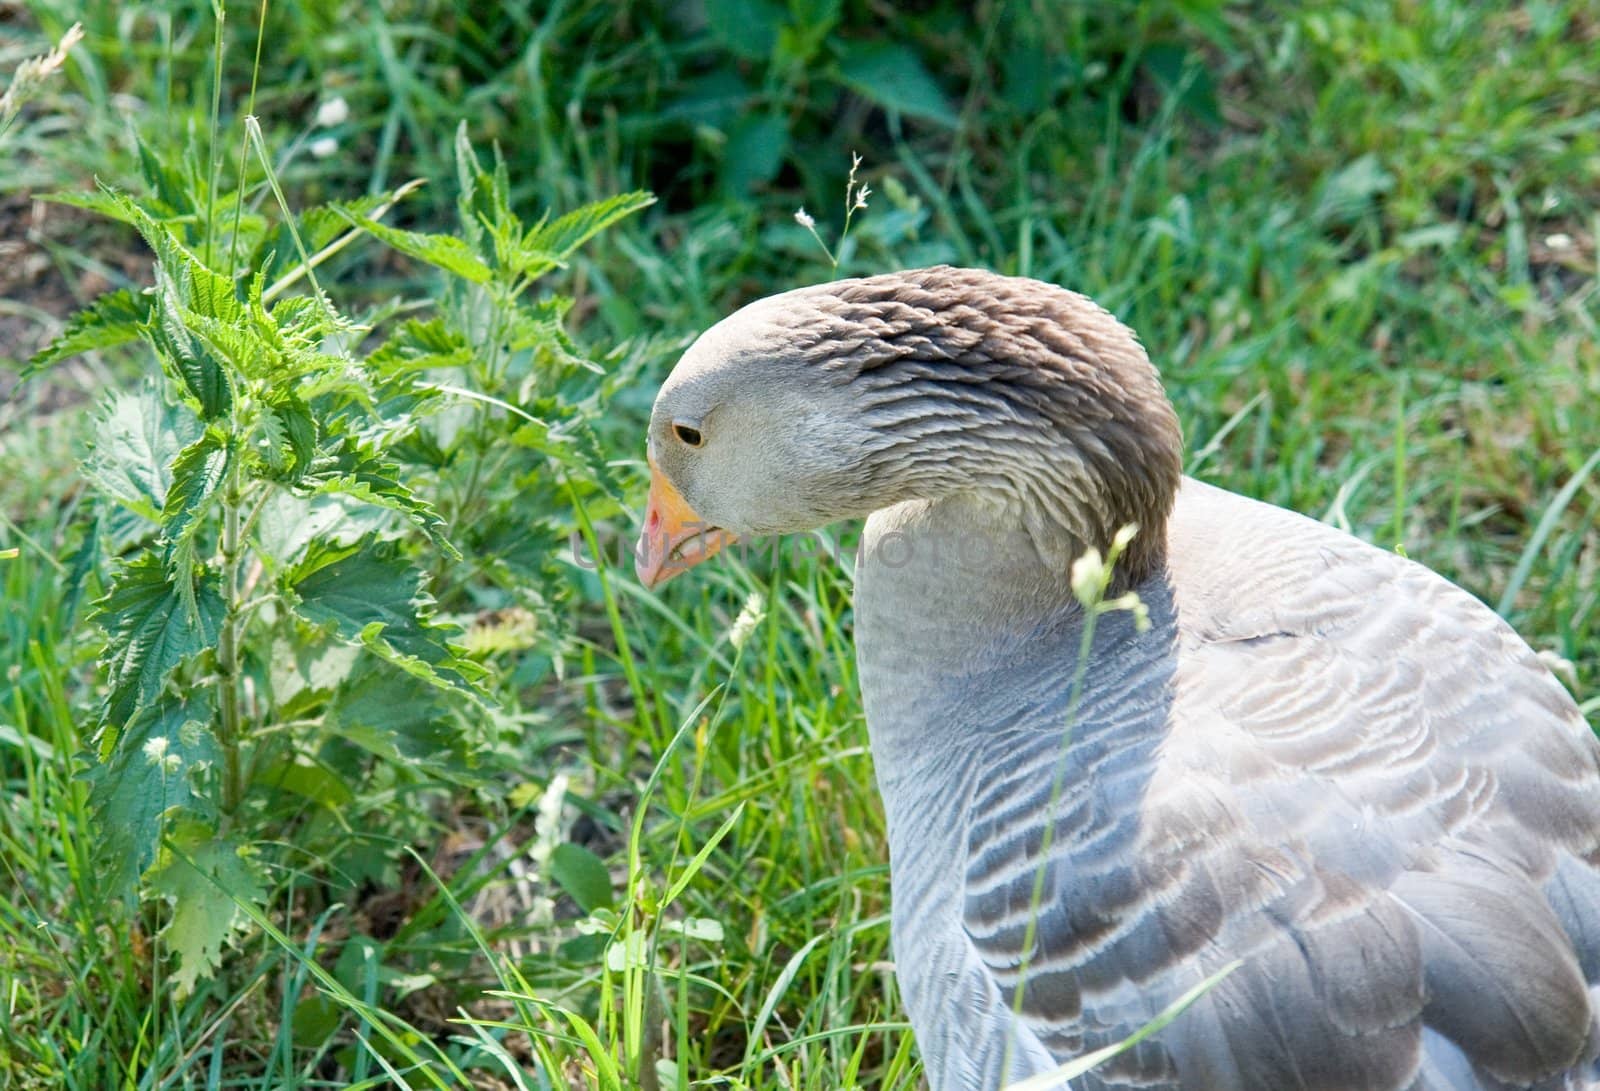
[
  {"left": 338, "top": 213, "right": 494, "bottom": 285},
  {"left": 324, "top": 656, "right": 479, "bottom": 777},
  {"left": 85, "top": 691, "right": 218, "bottom": 902},
  {"left": 662, "top": 801, "right": 745, "bottom": 907},
  {"left": 291, "top": 994, "right": 343, "bottom": 1045},
  {"left": 288, "top": 538, "right": 475, "bottom": 694},
  {"left": 89, "top": 185, "right": 239, "bottom": 417},
  {"left": 161, "top": 428, "right": 230, "bottom": 617},
  {"left": 135, "top": 134, "right": 199, "bottom": 218},
  {"left": 835, "top": 41, "right": 957, "bottom": 126},
  {"left": 453, "top": 121, "right": 514, "bottom": 256},
  {"left": 253, "top": 755, "right": 356, "bottom": 807},
  {"left": 550, "top": 842, "right": 614, "bottom": 913},
  {"left": 722, "top": 113, "right": 790, "bottom": 196},
  {"left": 84, "top": 382, "right": 204, "bottom": 525},
  {"left": 662, "top": 69, "right": 754, "bottom": 128},
  {"left": 258, "top": 393, "right": 317, "bottom": 482},
  {"left": 152, "top": 828, "right": 268, "bottom": 997},
  {"left": 95, "top": 555, "right": 225, "bottom": 727},
  {"left": 162, "top": 428, "right": 229, "bottom": 557},
  {"left": 24, "top": 289, "right": 151, "bottom": 375},
  {"left": 514, "top": 412, "right": 624, "bottom": 503},
  {"left": 299, "top": 443, "right": 456, "bottom": 555},
  {"left": 41, "top": 188, "right": 147, "bottom": 227},
  {"left": 704, "top": 0, "right": 783, "bottom": 59},
  {"left": 504, "top": 296, "right": 581, "bottom": 365},
  {"left": 520, "top": 191, "right": 655, "bottom": 269},
  {"left": 367, "top": 317, "right": 475, "bottom": 377},
  {"left": 149, "top": 271, "right": 235, "bottom": 418},
  {"left": 61, "top": 507, "right": 103, "bottom": 623},
  {"left": 252, "top": 493, "right": 393, "bottom": 570}
]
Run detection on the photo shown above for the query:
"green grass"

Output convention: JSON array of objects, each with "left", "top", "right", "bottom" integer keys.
[{"left": 2, "top": 1, "right": 1598, "bottom": 1088}]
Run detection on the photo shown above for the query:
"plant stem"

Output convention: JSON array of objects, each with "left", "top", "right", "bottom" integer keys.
[{"left": 216, "top": 459, "right": 245, "bottom": 815}]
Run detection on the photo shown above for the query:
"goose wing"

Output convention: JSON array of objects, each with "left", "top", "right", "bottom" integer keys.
[{"left": 959, "top": 482, "right": 1600, "bottom": 1090}]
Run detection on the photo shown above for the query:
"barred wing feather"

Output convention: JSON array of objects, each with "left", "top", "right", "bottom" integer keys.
[{"left": 955, "top": 482, "right": 1600, "bottom": 1091}]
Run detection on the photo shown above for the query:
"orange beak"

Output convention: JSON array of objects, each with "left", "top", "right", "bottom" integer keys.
[{"left": 635, "top": 457, "right": 737, "bottom": 588}]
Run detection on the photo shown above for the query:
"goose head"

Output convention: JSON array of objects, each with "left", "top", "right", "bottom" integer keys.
[{"left": 635, "top": 266, "right": 1184, "bottom": 589}]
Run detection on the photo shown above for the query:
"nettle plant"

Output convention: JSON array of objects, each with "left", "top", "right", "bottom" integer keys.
[{"left": 29, "top": 126, "right": 650, "bottom": 993}]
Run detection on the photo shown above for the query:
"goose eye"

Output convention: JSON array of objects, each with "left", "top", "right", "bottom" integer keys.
[{"left": 673, "top": 422, "right": 704, "bottom": 448}]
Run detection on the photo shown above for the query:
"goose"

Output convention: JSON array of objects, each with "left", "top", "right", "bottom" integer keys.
[{"left": 633, "top": 265, "right": 1600, "bottom": 1090}]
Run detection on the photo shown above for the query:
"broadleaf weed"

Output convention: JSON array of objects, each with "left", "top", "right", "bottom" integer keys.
[{"left": 25, "top": 58, "right": 652, "bottom": 1025}]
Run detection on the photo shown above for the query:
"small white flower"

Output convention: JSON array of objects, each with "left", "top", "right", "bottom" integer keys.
[
  {"left": 1107, "top": 591, "right": 1152, "bottom": 633},
  {"left": 794, "top": 207, "right": 816, "bottom": 229},
  {"left": 1070, "top": 546, "right": 1106, "bottom": 607},
  {"left": 1545, "top": 233, "right": 1574, "bottom": 251},
  {"left": 853, "top": 183, "right": 871, "bottom": 211},
  {"left": 315, "top": 95, "right": 349, "bottom": 128},
  {"left": 309, "top": 136, "right": 339, "bottom": 159},
  {"left": 142, "top": 735, "right": 184, "bottom": 773}
]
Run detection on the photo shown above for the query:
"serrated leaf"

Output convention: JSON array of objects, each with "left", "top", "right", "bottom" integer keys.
[
  {"left": 136, "top": 134, "right": 197, "bottom": 218},
  {"left": 367, "top": 317, "right": 475, "bottom": 377},
  {"left": 288, "top": 538, "right": 473, "bottom": 694},
  {"left": 95, "top": 555, "right": 225, "bottom": 727},
  {"left": 181, "top": 307, "right": 274, "bottom": 379},
  {"left": 835, "top": 41, "right": 957, "bottom": 126},
  {"left": 24, "top": 289, "right": 151, "bottom": 375},
  {"left": 152, "top": 828, "right": 267, "bottom": 996},
  {"left": 41, "top": 188, "right": 147, "bottom": 226},
  {"left": 560, "top": 415, "right": 626, "bottom": 502},
  {"left": 150, "top": 268, "right": 235, "bottom": 418},
  {"left": 252, "top": 492, "right": 394, "bottom": 569},
  {"left": 356, "top": 619, "right": 487, "bottom": 694},
  {"left": 162, "top": 428, "right": 228, "bottom": 558},
  {"left": 281, "top": 400, "right": 317, "bottom": 472},
  {"left": 505, "top": 297, "right": 583, "bottom": 366},
  {"left": 268, "top": 294, "right": 329, "bottom": 337},
  {"left": 521, "top": 191, "right": 654, "bottom": 271},
  {"left": 299, "top": 443, "right": 455, "bottom": 555},
  {"left": 84, "top": 382, "right": 204, "bottom": 524},
  {"left": 85, "top": 691, "right": 218, "bottom": 902},
  {"left": 454, "top": 122, "right": 513, "bottom": 256},
  {"left": 325, "top": 656, "right": 477, "bottom": 777},
  {"left": 161, "top": 428, "right": 230, "bottom": 617},
  {"left": 338, "top": 213, "right": 494, "bottom": 284},
  {"left": 87, "top": 185, "right": 239, "bottom": 417},
  {"left": 550, "top": 842, "right": 613, "bottom": 912},
  {"left": 62, "top": 507, "right": 103, "bottom": 623},
  {"left": 258, "top": 394, "right": 316, "bottom": 481}
]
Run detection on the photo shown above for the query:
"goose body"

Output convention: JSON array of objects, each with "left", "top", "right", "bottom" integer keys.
[{"left": 636, "top": 267, "right": 1600, "bottom": 1090}]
